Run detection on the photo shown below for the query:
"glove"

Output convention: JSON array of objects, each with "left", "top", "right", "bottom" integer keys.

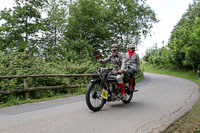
[
  {"left": 94, "top": 51, "right": 101, "bottom": 60},
  {"left": 117, "top": 69, "right": 123, "bottom": 74},
  {"left": 95, "top": 53, "right": 100, "bottom": 60}
]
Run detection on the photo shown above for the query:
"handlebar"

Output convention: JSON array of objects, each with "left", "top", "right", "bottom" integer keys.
[
  {"left": 97, "top": 67, "right": 113, "bottom": 74},
  {"left": 108, "top": 67, "right": 113, "bottom": 72}
]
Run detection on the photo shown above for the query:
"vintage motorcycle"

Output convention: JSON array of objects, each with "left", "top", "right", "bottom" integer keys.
[{"left": 85, "top": 67, "right": 134, "bottom": 112}]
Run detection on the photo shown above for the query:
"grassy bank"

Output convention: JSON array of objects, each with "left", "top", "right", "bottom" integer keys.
[{"left": 142, "top": 63, "right": 200, "bottom": 133}]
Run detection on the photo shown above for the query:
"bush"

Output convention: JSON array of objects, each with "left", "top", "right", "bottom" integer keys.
[{"left": 0, "top": 52, "right": 98, "bottom": 103}]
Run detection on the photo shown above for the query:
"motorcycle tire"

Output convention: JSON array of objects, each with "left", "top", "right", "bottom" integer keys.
[
  {"left": 86, "top": 82, "right": 106, "bottom": 112},
  {"left": 122, "top": 91, "right": 133, "bottom": 104}
]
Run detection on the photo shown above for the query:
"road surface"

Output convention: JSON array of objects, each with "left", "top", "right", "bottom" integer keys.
[{"left": 0, "top": 73, "right": 199, "bottom": 133}]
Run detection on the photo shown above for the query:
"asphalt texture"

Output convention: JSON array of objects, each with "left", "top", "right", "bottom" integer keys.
[{"left": 0, "top": 73, "right": 199, "bottom": 133}]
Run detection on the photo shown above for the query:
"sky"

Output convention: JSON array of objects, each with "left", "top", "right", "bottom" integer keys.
[
  {"left": 0, "top": 0, "right": 194, "bottom": 57},
  {"left": 138, "top": 0, "right": 193, "bottom": 57},
  {"left": 0, "top": 0, "right": 14, "bottom": 9}
]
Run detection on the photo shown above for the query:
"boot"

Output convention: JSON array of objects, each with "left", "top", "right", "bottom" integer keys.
[
  {"left": 122, "top": 94, "right": 127, "bottom": 100},
  {"left": 129, "top": 78, "right": 134, "bottom": 91}
]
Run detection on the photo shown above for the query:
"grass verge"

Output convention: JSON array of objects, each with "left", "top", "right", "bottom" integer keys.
[
  {"left": 142, "top": 63, "right": 200, "bottom": 133},
  {"left": 0, "top": 88, "right": 86, "bottom": 108}
]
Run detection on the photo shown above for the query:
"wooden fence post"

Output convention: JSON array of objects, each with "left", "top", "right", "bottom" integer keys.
[
  {"left": 24, "top": 79, "right": 29, "bottom": 99},
  {"left": 66, "top": 77, "right": 71, "bottom": 94}
]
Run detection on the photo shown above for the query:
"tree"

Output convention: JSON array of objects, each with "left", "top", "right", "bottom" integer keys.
[
  {"left": 0, "top": 0, "right": 48, "bottom": 54},
  {"left": 167, "top": 1, "right": 200, "bottom": 69},
  {"left": 40, "top": 0, "right": 68, "bottom": 61},
  {"left": 65, "top": 0, "right": 158, "bottom": 56}
]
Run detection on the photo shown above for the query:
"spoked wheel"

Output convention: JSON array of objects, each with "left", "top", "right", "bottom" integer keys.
[
  {"left": 122, "top": 88, "right": 133, "bottom": 104},
  {"left": 86, "top": 82, "right": 106, "bottom": 112}
]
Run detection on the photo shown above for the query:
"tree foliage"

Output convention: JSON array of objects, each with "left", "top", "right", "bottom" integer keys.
[
  {"left": 65, "top": 0, "right": 157, "bottom": 56},
  {"left": 41, "top": 0, "right": 68, "bottom": 61},
  {"left": 0, "top": 0, "right": 157, "bottom": 58},
  {"left": 0, "top": 0, "right": 48, "bottom": 53}
]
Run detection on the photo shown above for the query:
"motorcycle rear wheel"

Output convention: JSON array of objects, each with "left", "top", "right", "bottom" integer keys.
[
  {"left": 122, "top": 90, "right": 133, "bottom": 104},
  {"left": 86, "top": 82, "right": 106, "bottom": 112}
]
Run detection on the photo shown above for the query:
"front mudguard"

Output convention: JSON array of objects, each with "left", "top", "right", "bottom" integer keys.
[
  {"left": 90, "top": 78, "right": 102, "bottom": 84},
  {"left": 90, "top": 78, "right": 107, "bottom": 104},
  {"left": 90, "top": 78, "right": 107, "bottom": 90}
]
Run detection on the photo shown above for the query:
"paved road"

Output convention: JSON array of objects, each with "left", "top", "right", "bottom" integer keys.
[{"left": 0, "top": 73, "right": 199, "bottom": 133}]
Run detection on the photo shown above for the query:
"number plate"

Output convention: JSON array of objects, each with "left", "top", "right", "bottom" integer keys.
[{"left": 101, "top": 89, "right": 108, "bottom": 100}]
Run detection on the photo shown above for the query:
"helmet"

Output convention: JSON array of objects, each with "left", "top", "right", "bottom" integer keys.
[
  {"left": 128, "top": 43, "right": 135, "bottom": 49},
  {"left": 111, "top": 44, "right": 119, "bottom": 51}
]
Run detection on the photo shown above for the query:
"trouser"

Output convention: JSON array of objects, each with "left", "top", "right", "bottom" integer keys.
[
  {"left": 127, "top": 68, "right": 136, "bottom": 87},
  {"left": 108, "top": 73, "right": 125, "bottom": 94},
  {"left": 116, "top": 74, "right": 125, "bottom": 94}
]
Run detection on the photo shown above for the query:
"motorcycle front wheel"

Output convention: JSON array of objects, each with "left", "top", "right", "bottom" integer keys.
[{"left": 86, "top": 82, "right": 106, "bottom": 112}]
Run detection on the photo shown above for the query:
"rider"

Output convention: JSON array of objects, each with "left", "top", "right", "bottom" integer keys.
[
  {"left": 122, "top": 43, "right": 140, "bottom": 91},
  {"left": 95, "top": 44, "right": 127, "bottom": 100}
]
